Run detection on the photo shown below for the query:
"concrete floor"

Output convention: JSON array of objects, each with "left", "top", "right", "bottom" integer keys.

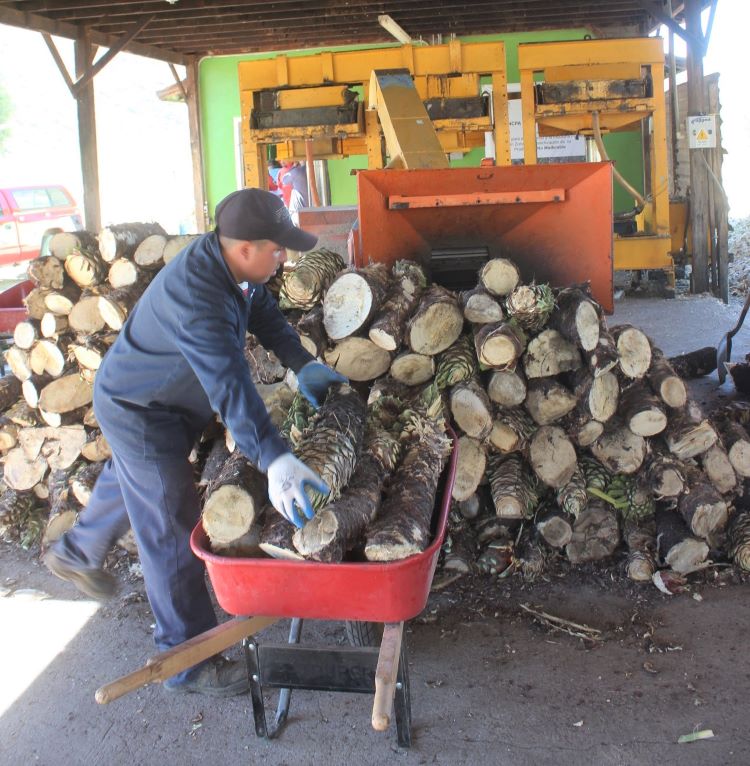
[{"left": 1, "top": 293, "right": 749, "bottom": 766}]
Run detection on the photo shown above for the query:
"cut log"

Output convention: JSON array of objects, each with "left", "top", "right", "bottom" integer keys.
[
  {"left": 22, "top": 374, "right": 52, "bottom": 409},
  {"left": 108, "top": 257, "right": 144, "bottom": 288},
  {"left": 258, "top": 512, "right": 303, "bottom": 560},
  {"left": 647, "top": 348, "right": 687, "bottom": 408},
  {"left": 486, "top": 368, "right": 527, "bottom": 407},
  {"left": 367, "top": 260, "right": 426, "bottom": 351},
  {"left": 71, "top": 335, "right": 115, "bottom": 371},
  {"left": 624, "top": 522, "right": 657, "bottom": 582},
  {"left": 98, "top": 283, "right": 146, "bottom": 330},
  {"left": 5, "top": 400, "right": 40, "bottom": 427},
  {"left": 28, "top": 255, "right": 65, "bottom": 290},
  {"left": 523, "top": 329, "right": 581, "bottom": 378},
  {"left": 98, "top": 222, "right": 167, "bottom": 262},
  {"left": 590, "top": 423, "right": 647, "bottom": 475},
  {"left": 449, "top": 379, "right": 493, "bottom": 440},
  {"left": 452, "top": 435, "right": 487, "bottom": 502},
  {"left": 43, "top": 284, "right": 82, "bottom": 315},
  {"left": 29, "top": 339, "right": 68, "bottom": 377},
  {"left": 0, "top": 418, "right": 19, "bottom": 451},
  {"left": 611, "top": 324, "right": 652, "bottom": 379},
  {"left": 279, "top": 248, "right": 345, "bottom": 310},
  {"left": 678, "top": 473, "right": 729, "bottom": 539},
  {"left": 80, "top": 429, "right": 111, "bottom": 462},
  {"left": 479, "top": 257, "right": 520, "bottom": 297},
  {"left": 163, "top": 234, "right": 199, "bottom": 265},
  {"left": 407, "top": 286, "right": 463, "bottom": 356},
  {"left": 717, "top": 421, "right": 750, "bottom": 477},
  {"left": 536, "top": 506, "right": 574, "bottom": 548},
  {"left": 618, "top": 380, "right": 667, "bottom": 436},
  {"left": 645, "top": 450, "right": 687, "bottom": 498},
  {"left": 700, "top": 442, "right": 738, "bottom": 495},
  {"left": 64, "top": 247, "right": 107, "bottom": 288},
  {"left": 5, "top": 346, "right": 32, "bottom": 381},
  {"left": 487, "top": 452, "right": 539, "bottom": 520},
  {"left": 0, "top": 374, "right": 22, "bottom": 411},
  {"left": 584, "top": 326, "right": 619, "bottom": 377},
  {"left": 474, "top": 321, "right": 527, "bottom": 370},
  {"left": 293, "top": 453, "right": 388, "bottom": 562},
  {"left": 505, "top": 282, "right": 555, "bottom": 332},
  {"left": 488, "top": 406, "right": 536, "bottom": 453},
  {"left": 389, "top": 352, "right": 435, "bottom": 386},
  {"left": 38, "top": 406, "right": 88, "bottom": 429},
  {"left": 364, "top": 414, "right": 451, "bottom": 561},
  {"left": 434, "top": 335, "right": 476, "bottom": 390},
  {"left": 198, "top": 438, "right": 230, "bottom": 487},
  {"left": 524, "top": 378, "right": 577, "bottom": 425},
  {"left": 133, "top": 234, "right": 168, "bottom": 268},
  {"left": 296, "top": 306, "right": 326, "bottom": 357},
  {"left": 664, "top": 406, "right": 718, "bottom": 459},
  {"left": 244, "top": 337, "right": 285, "bottom": 384},
  {"left": 457, "top": 492, "right": 484, "bottom": 520},
  {"left": 24, "top": 287, "right": 52, "bottom": 320},
  {"left": 201, "top": 452, "right": 268, "bottom": 547},
  {"left": 40, "top": 312, "right": 68, "bottom": 338},
  {"left": 667, "top": 346, "right": 717, "bottom": 379},
  {"left": 460, "top": 286, "right": 503, "bottom": 324},
  {"left": 324, "top": 338, "right": 392, "bottom": 381},
  {"left": 556, "top": 465, "right": 588, "bottom": 517},
  {"left": 528, "top": 425, "right": 577, "bottom": 488},
  {"left": 727, "top": 511, "right": 750, "bottom": 572},
  {"left": 549, "top": 286, "right": 600, "bottom": 351},
  {"left": 3, "top": 447, "right": 48, "bottom": 491},
  {"left": 655, "top": 507, "right": 710, "bottom": 573},
  {"left": 13, "top": 320, "right": 40, "bottom": 350},
  {"left": 323, "top": 263, "right": 390, "bottom": 340},
  {"left": 255, "top": 382, "right": 295, "bottom": 430},
  {"left": 68, "top": 294, "right": 106, "bottom": 334},
  {"left": 566, "top": 503, "right": 620, "bottom": 563},
  {"left": 559, "top": 410, "right": 604, "bottom": 447},
  {"left": 567, "top": 368, "right": 619, "bottom": 423},
  {"left": 48, "top": 231, "right": 98, "bottom": 260},
  {"left": 38, "top": 374, "right": 93, "bottom": 414}
]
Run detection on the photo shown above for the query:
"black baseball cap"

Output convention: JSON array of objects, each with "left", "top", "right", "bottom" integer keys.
[{"left": 214, "top": 188, "right": 318, "bottom": 252}]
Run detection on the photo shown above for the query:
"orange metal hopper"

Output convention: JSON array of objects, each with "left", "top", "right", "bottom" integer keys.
[{"left": 355, "top": 162, "right": 614, "bottom": 312}]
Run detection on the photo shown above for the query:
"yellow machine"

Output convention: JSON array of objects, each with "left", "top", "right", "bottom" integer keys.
[
  {"left": 237, "top": 40, "right": 511, "bottom": 187},
  {"left": 517, "top": 38, "right": 672, "bottom": 277}
]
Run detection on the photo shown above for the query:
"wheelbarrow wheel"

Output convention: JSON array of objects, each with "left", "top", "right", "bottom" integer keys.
[{"left": 345, "top": 620, "right": 383, "bottom": 647}]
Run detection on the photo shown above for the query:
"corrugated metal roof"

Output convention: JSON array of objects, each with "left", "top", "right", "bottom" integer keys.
[{"left": 0, "top": 1, "right": 701, "bottom": 64}]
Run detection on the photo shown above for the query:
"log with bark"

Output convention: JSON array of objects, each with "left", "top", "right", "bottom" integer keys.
[
  {"left": 48, "top": 231, "right": 99, "bottom": 260},
  {"left": 505, "top": 282, "right": 555, "bottom": 332},
  {"left": 716, "top": 420, "right": 750, "bottom": 478},
  {"left": 68, "top": 293, "right": 106, "bottom": 334},
  {"left": 0, "top": 374, "right": 22, "bottom": 411},
  {"left": 667, "top": 346, "right": 717, "bottom": 379},
  {"left": 488, "top": 452, "right": 540, "bottom": 519},
  {"left": 664, "top": 404, "right": 718, "bottom": 459},
  {"left": 655, "top": 507, "right": 709, "bottom": 573},
  {"left": 70, "top": 461, "right": 104, "bottom": 506},
  {"left": 479, "top": 257, "right": 520, "bottom": 297},
  {"left": 559, "top": 410, "right": 604, "bottom": 447},
  {"left": 474, "top": 320, "right": 527, "bottom": 370},
  {"left": 324, "top": 337, "right": 392, "bottom": 381},
  {"left": 163, "top": 234, "right": 199, "bottom": 265},
  {"left": 524, "top": 378, "right": 577, "bottom": 425},
  {"left": 486, "top": 368, "right": 527, "bottom": 407},
  {"left": 549, "top": 286, "right": 600, "bottom": 351},
  {"left": 64, "top": 247, "right": 108, "bottom": 288},
  {"left": 295, "top": 305, "right": 327, "bottom": 357},
  {"left": 258, "top": 510, "right": 303, "bottom": 560},
  {"left": 434, "top": 335, "right": 476, "bottom": 390},
  {"left": 556, "top": 465, "right": 588, "bottom": 518},
  {"left": 647, "top": 348, "right": 687, "bottom": 408},
  {"left": 43, "top": 284, "right": 81, "bottom": 316},
  {"left": 566, "top": 367, "right": 619, "bottom": 423},
  {"left": 108, "top": 257, "right": 146, "bottom": 288},
  {"left": 3, "top": 447, "right": 48, "bottom": 491},
  {"left": 590, "top": 422, "right": 647, "bottom": 475},
  {"left": 28, "top": 255, "right": 65, "bottom": 290},
  {"left": 98, "top": 283, "right": 147, "bottom": 331},
  {"left": 488, "top": 406, "right": 537, "bottom": 454},
  {"left": 452, "top": 435, "right": 487, "bottom": 502},
  {"left": 442, "top": 514, "right": 478, "bottom": 574},
  {"left": 618, "top": 380, "right": 667, "bottom": 436},
  {"left": 364, "top": 412, "right": 451, "bottom": 561},
  {"left": 38, "top": 374, "right": 93, "bottom": 414},
  {"left": 98, "top": 222, "right": 167, "bottom": 262},
  {"left": 322, "top": 263, "right": 390, "bottom": 340},
  {"left": 389, "top": 352, "right": 435, "bottom": 386},
  {"left": 133, "top": 234, "right": 168, "bottom": 269},
  {"left": 645, "top": 449, "right": 687, "bottom": 498},
  {"left": 449, "top": 379, "right": 493, "bottom": 440},
  {"left": 460, "top": 286, "right": 503, "bottom": 324},
  {"left": 407, "top": 286, "right": 463, "bottom": 356},
  {"left": 535, "top": 505, "right": 574, "bottom": 548},
  {"left": 584, "top": 326, "right": 619, "bottom": 377},
  {"left": 700, "top": 442, "right": 738, "bottom": 495},
  {"left": 566, "top": 503, "right": 620, "bottom": 563},
  {"left": 70, "top": 335, "right": 115, "bottom": 371},
  {"left": 678, "top": 468, "right": 728, "bottom": 539},
  {"left": 279, "top": 248, "right": 345, "bottom": 310},
  {"left": 611, "top": 324, "right": 652, "bottom": 379},
  {"left": 24, "top": 287, "right": 52, "bottom": 320},
  {"left": 80, "top": 430, "right": 112, "bottom": 462},
  {"left": 40, "top": 312, "right": 68, "bottom": 338},
  {"left": 727, "top": 511, "right": 750, "bottom": 571},
  {"left": 523, "top": 329, "right": 581, "bottom": 379},
  {"left": 29, "top": 339, "right": 69, "bottom": 378},
  {"left": 529, "top": 425, "right": 577, "bottom": 488},
  {"left": 244, "top": 336, "right": 285, "bottom": 384},
  {"left": 624, "top": 521, "right": 657, "bottom": 582}
]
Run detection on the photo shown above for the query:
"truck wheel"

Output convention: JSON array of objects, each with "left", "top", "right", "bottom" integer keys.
[{"left": 345, "top": 620, "right": 383, "bottom": 647}]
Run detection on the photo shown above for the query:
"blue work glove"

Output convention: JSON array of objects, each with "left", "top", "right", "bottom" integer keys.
[
  {"left": 267, "top": 453, "right": 329, "bottom": 528},
  {"left": 296, "top": 361, "right": 348, "bottom": 409}
]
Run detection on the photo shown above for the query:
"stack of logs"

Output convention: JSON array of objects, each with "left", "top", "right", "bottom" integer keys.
[
  {"left": 2, "top": 233, "right": 749, "bottom": 584},
  {"left": 0, "top": 224, "right": 198, "bottom": 548}
]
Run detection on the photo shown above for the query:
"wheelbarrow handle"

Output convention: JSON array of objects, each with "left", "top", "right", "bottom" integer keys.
[
  {"left": 371, "top": 622, "right": 404, "bottom": 732},
  {"left": 95, "top": 616, "right": 278, "bottom": 704}
]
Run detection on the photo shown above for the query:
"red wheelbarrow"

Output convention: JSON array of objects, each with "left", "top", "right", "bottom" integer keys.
[{"left": 96, "top": 433, "right": 457, "bottom": 748}]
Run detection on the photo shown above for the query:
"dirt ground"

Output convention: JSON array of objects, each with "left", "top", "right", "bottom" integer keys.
[{"left": 2, "top": 292, "right": 750, "bottom": 766}]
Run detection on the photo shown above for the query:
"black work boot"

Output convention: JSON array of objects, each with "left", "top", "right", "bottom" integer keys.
[
  {"left": 43, "top": 548, "right": 117, "bottom": 601},
  {"left": 163, "top": 655, "right": 249, "bottom": 697}
]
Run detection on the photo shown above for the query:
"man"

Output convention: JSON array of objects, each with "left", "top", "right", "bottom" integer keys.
[{"left": 44, "top": 188, "right": 345, "bottom": 696}]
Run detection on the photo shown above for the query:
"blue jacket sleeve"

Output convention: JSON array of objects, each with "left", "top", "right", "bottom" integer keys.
[
  {"left": 174, "top": 298, "right": 289, "bottom": 472},
  {"left": 247, "top": 285, "right": 315, "bottom": 373}
]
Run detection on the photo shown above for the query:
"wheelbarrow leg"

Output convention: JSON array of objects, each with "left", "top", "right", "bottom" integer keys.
[{"left": 244, "top": 618, "right": 303, "bottom": 740}]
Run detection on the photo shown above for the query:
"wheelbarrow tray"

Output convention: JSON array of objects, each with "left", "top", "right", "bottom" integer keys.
[{"left": 191, "top": 432, "right": 457, "bottom": 623}]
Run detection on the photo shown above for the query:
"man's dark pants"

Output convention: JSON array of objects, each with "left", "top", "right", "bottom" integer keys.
[{"left": 52, "top": 452, "right": 218, "bottom": 677}]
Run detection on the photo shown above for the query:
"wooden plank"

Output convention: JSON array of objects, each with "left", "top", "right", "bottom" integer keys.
[
  {"left": 41, "top": 33, "right": 75, "bottom": 98},
  {"left": 185, "top": 57, "right": 207, "bottom": 233},
  {"left": 371, "top": 622, "right": 404, "bottom": 732}
]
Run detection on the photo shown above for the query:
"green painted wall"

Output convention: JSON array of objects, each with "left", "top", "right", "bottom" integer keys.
[{"left": 199, "top": 31, "right": 644, "bottom": 216}]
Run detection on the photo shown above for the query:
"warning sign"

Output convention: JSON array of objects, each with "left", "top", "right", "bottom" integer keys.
[{"left": 687, "top": 115, "right": 717, "bottom": 149}]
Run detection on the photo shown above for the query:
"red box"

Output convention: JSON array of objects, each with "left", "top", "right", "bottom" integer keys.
[{"left": 191, "top": 431, "right": 457, "bottom": 623}]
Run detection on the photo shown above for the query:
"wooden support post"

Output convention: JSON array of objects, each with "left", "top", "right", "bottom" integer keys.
[
  {"left": 74, "top": 31, "right": 101, "bottom": 234},
  {"left": 667, "top": 15, "right": 680, "bottom": 197},
  {"left": 685, "top": 0, "right": 710, "bottom": 293},
  {"left": 186, "top": 57, "right": 207, "bottom": 232}
]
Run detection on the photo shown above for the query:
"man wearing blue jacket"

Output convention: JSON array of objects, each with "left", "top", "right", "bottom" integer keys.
[{"left": 44, "top": 188, "right": 345, "bottom": 696}]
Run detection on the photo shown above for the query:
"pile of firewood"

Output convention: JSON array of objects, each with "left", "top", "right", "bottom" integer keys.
[
  {"left": 0, "top": 225, "right": 199, "bottom": 548},
  {"left": 2, "top": 234, "right": 749, "bottom": 583}
]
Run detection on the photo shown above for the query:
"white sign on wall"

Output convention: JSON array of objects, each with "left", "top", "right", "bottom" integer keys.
[{"left": 687, "top": 115, "right": 717, "bottom": 149}]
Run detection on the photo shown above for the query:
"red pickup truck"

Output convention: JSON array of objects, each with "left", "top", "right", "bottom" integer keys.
[{"left": 0, "top": 185, "right": 82, "bottom": 266}]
